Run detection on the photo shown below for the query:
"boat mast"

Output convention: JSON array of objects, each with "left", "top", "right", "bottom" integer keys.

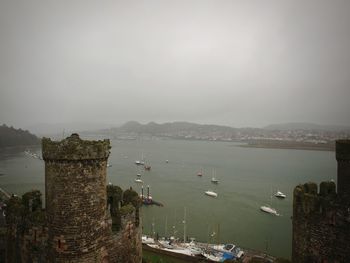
[
  {"left": 165, "top": 215, "right": 168, "bottom": 237},
  {"left": 173, "top": 209, "right": 177, "bottom": 238},
  {"left": 217, "top": 223, "right": 220, "bottom": 245},
  {"left": 183, "top": 207, "right": 187, "bottom": 243},
  {"left": 152, "top": 217, "right": 155, "bottom": 239}
]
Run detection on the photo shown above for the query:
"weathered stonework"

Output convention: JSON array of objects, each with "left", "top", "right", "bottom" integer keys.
[
  {"left": 5, "top": 134, "right": 142, "bottom": 263},
  {"left": 292, "top": 140, "right": 350, "bottom": 263}
]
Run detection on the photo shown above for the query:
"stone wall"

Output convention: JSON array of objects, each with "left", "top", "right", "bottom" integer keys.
[{"left": 292, "top": 140, "right": 350, "bottom": 263}]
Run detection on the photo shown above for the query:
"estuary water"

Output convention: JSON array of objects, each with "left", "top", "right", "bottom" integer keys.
[{"left": 0, "top": 138, "right": 336, "bottom": 259}]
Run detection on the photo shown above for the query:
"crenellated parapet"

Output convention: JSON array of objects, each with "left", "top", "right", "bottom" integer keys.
[
  {"left": 293, "top": 181, "right": 337, "bottom": 216},
  {"left": 42, "top": 133, "right": 110, "bottom": 161}
]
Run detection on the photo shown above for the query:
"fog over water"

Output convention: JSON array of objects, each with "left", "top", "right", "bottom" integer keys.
[{"left": 1, "top": 1, "right": 350, "bottom": 131}]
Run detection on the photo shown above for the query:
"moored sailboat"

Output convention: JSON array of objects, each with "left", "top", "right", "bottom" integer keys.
[{"left": 205, "top": 190, "right": 218, "bottom": 197}]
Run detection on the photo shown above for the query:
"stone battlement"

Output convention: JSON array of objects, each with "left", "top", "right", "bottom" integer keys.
[
  {"left": 293, "top": 181, "right": 336, "bottom": 215},
  {"left": 294, "top": 181, "right": 336, "bottom": 198},
  {"left": 42, "top": 133, "right": 110, "bottom": 161}
]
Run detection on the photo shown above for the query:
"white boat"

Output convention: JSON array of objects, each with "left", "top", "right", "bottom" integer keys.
[
  {"left": 211, "top": 177, "right": 219, "bottom": 184},
  {"left": 163, "top": 248, "right": 194, "bottom": 256},
  {"left": 165, "top": 160, "right": 169, "bottom": 163},
  {"left": 274, "top": 191, "right": 286, "bottom": 198},
  {"left": 180, "top": 240, "right": 203, "bottom": 256},
  {"left": 202, "top": 252, "right": 222, "bottom": 262},
  {"left": 135, "top": 178, "right": 143, "bottom": 183},
  {"left": 135, "top": 152, "right": 145, "bottom": 165},
  {"left": 211, "top": 243, "right": 244, "bottom": 258},
  {"left": 212, "top": 243, "right": 235, "bottom": 252},
  {"left": 260, "top": 205, "right": 279, "bottom": 216},
  {"left": 210, "top": 169, "right": 219, "bottom": 183},
  {"left": 158, "top": 240, "right": 174, "bottom": 249},
  {"left": 107, "top": 163, "right": 112, "bottom": 168},
  {"left": 205, "top": 190, "right": 218, "bottom": 197},
  {"left": 142, "top": 235, "right": 155, "bottom": 244}
]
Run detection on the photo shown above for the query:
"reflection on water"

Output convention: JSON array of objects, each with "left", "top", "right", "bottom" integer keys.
[{"left": 0, "top": 138, "right": 336, "bottom": 258}]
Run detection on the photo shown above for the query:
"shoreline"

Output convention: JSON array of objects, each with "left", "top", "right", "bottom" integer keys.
[
  {"left": 0, "top": 144, "right": 40, "bottom": 151},
  {"left": 239, "top": 143, "right": 334, "bottom": 152}
]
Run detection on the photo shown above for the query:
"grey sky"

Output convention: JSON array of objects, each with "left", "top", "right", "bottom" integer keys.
[{"left": 1, "top": 0, "right": 350, "bottom": 130}]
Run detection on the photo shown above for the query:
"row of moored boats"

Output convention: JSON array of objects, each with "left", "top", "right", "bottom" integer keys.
[{"left": 142, "top": 235, "right": 244, "bottom": 262}]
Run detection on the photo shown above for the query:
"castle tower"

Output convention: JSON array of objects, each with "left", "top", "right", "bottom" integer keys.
[
  {"left": 42, "top": 134, "right": 111, "bottom": 262},
  {"left": 292, "top": 140, "right": 350, "bottom": 263},
  {"left": 336, "top": 140, "right": 350, "bottom": 200}
]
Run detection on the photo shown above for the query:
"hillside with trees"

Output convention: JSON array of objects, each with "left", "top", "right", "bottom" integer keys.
[{"left": 0, "top": 124, "right": 40, "bottom": 148}]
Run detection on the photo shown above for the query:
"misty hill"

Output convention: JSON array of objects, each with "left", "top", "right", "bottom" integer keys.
[
  {"left": 119, "top": 121, "right": 238, "bottom": 134},
  {"left": 114, "top": 121, "right": 263, "bottom": 140},
  {"left": 0, "top": 124, "right": 40, "bottom": 148},
  {"left": 23, "top": 122, "right": 117, "bottom": 137},
  {"left": 119, "top": 121, "right": 350, "bottom": 135},
  {"left": 264, "top": 123, "right": 350, "bottom": 132}
]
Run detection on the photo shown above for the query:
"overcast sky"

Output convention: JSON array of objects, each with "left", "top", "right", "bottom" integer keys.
[{"left": 1, "top": 0, "right": 350, "bottom": 130}]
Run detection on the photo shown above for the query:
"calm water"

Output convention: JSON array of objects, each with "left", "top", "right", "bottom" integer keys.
[{"left": 0, "top": 138, "right": 337, "bottom": 259}]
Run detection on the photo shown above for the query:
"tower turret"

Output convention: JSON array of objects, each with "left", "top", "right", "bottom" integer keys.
[
  {"left": 336, "top": 140, "right": 350, "bottom": 200},
  {"left": 42, "top": 134, "right": 111, "bottom": 262}
]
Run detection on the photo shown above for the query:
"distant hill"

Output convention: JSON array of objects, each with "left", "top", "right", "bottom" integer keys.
[
  {"left": 264, "top": 122, "right": 350, "bottom": 132},
  {"left": 81, "top": 121, "right": 349, "bottom": 152},
  {"left": 119, "top": 121, "right": 237, "bottom": 134},
  {"left": 0, "top": 124, "right": 40, "bottom": 148},
  {"left": 23, "top": 122, "right": 117, "bottom": 136}
]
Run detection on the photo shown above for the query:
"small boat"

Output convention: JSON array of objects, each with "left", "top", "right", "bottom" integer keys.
[
  {"left": 135, "top": 178, "right": 143, "bottom": 183},
  {"left": 197, "top": 169, "right": 203, "bottom": 176},
  {"left": 205, "top": 191, "right": 218, "bottom": 198},
  {"left": 144, "top": 164, "right": 151, "bottom": 171},
  {"left": 165, "top": 160, "right": 169, "bottom": 163},
  {"left": 212, "top": 243, "right": 235, "bottom": 252},
  {"left": 202, "top": 252, "right": 223, "bottom": 262},
  {"left": 211, "top": 177, "right": 219, "bottom": 184},
  {"left": 142, "top": 235, "right": 155, "bottom": 244},
  {"left": 107, "top": 163, "right": 112, "bottom": 168},
  {"left": 260, "top": 205, "right": 279, "bottom": 216},
  {"left": 135, "top": 160, "right": 145, "bottom": 165},
  {"left": 212, "top": 243, "right": 244, "bottom": 259},
  {"left": 274, "top": 191, "right": 286, "bottom": 199},
  {"left": 137, "top": 173, "right": 141, "bottom": 177},
  {"left": 210, "top": 169, "right": 218, "bottom": 183}
]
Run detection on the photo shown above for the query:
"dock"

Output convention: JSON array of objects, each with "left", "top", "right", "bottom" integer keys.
[{"left": 141, "top": 185, "right": 164, "bottom": 207}]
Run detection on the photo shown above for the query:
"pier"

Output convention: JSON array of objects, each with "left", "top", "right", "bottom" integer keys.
[{"left": 140, "top": 185, "right": 164, "bottom": 207}]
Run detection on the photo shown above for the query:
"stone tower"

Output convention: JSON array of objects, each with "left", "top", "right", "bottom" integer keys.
[
  {"left": 336, "top": 140, "right": 350, "bottom": 199},
  {"left": 42, "top": 134, "right": 111, "bottom": 262},
  {"left": 292, "top": 140, "right": 350, "bottom": 263}
]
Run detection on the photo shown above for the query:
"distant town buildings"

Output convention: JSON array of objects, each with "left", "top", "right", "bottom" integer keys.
[{"left": 103, "top": 122, "right": 350, "bottom": 151}]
